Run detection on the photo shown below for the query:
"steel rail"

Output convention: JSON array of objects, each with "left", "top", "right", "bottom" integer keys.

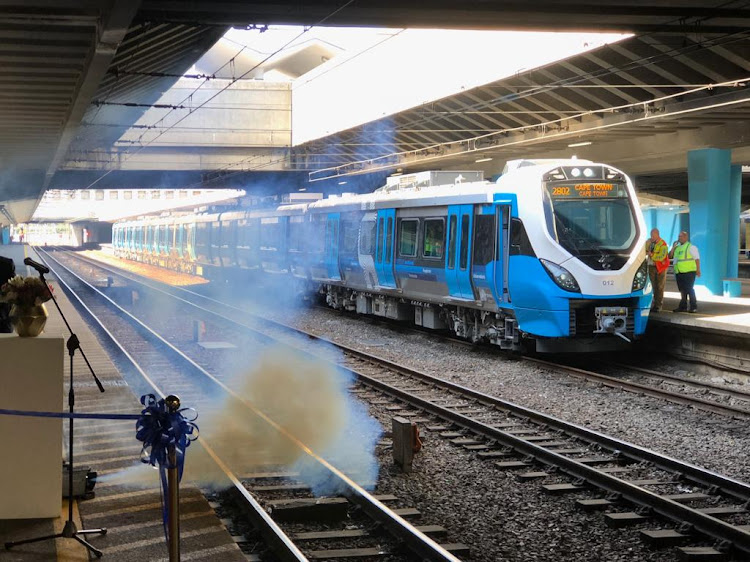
[
  {"left": 527, "top": 356, "right": 750, "bottom": 420},
  {"left": 341, "top": 358, "right": 750, "bottom": 557},
  {"left": 60, "top": 250, "right": 750, "bottom": 497},
  {"left": 35, "top": 249, "right": 310, "bottom": 562},
  {"left": 39, "top": 249, "right": 462, "bottom": 562},
  {"left": 604, "top": 360, "right": 750, "bottom": 401},
  {"left": 56, "top": 250, "right": 750, "bottom": 555}
]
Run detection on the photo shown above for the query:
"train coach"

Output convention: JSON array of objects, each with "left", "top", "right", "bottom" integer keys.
[{"left": 113, "top": 159, "right": 652, "bottom": 352}]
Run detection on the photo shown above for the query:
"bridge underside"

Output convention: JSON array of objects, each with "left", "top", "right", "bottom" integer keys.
[{"left": 2, "top": 1, "right": 750, "bottom": 224}]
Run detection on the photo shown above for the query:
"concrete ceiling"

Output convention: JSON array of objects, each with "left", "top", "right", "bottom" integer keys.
[
  {"left": 296, "top": 32, "right": 750, "bottom": 193},
  {"left": 3, "top": 0, "right": 750, "bottom": 225},
  {"left": 137, "top": 1, "right": 750, "bottom": 34}
]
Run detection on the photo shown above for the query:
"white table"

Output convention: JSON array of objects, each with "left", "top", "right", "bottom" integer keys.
[{"left": 0, "top": 334, "right": 63, "bottom": 518}]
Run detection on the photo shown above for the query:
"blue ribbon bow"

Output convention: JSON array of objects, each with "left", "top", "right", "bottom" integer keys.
[
  {"left": 135, "top": 394, "right": 198, "bottom": 545},
  {"left": 136, "top": 394, "right": 198, "bottom": 474}
]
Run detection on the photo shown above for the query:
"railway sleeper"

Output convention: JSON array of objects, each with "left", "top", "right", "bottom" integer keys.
[{"left": 676, "top": 546, "right": 729, "bottom": 561}]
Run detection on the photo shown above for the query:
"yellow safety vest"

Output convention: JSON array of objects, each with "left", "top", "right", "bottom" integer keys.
[{"left": 673, "top": 242, "right": 697, "bottom": 274}]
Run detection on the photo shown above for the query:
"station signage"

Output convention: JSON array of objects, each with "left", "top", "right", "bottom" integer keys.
[{"left": 548, "top": 182, "right": 627, "bottom": 199}]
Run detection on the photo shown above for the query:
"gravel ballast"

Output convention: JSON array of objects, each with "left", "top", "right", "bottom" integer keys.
[{"left": 264, "top": 303, "right": 750, "bottom": 561}]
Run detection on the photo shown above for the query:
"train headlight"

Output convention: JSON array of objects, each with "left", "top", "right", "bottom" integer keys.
[
  {"left": 540, "top": 259, "right": 580, "bottom": 292},
  {"left": 631, "top": 260, "right": 648, "bottom": 291}
]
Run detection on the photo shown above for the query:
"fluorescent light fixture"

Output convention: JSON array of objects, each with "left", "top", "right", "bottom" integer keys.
[
  {"left": 298, "top": 187, "right": 307, "bottom": 191},
  {"left": 475, "top": 157, "right": 493, "bottom": 163},
  {"left": 568, "top": 141, "right": 592, "bottom": 148},
  {"left": 338, "top": 181, "right": 347, "bottom": 185}
]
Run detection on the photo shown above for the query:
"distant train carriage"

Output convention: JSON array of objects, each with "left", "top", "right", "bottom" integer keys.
[{"left": 112, "top": 159, "right": 651, "bottom": 352}]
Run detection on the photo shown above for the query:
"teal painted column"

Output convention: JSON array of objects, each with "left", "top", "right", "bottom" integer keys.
[{"left": 686, "top": 148, "right": 738, "bottom": 295}]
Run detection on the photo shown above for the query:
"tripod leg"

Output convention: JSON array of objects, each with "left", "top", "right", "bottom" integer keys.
[
  {"left": 74, "top": 535, "right": 103, "bottom": 558},
  {"left": 5, "top": 532, "right": 63, "bottom": 549},
  {"left": 78, "top": 527, "right": 107, "bottom": 536}
]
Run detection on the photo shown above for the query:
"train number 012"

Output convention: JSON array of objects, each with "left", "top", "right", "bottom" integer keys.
[{"left": 602, "top": 280, "right": 614, "bottom": 286}]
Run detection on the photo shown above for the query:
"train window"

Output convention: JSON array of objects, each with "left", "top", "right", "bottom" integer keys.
[
  {"left": 460, "top": 214, "right": 470, "bottom": 270},
  {"left": 123, "top": 191, "right": 132, "bottom": 200},
  {"left": 325, "top": 220, "right": 335, "bottom": 251},
  {"left": 138, "top": 191, "right": 147, "bottom": 200},
  {"left": 359, "top": 221, "right": 376, "bottom": 255},
  {"left": 377, "top": 218, "right": 384, "bottom": 262},
  {"left": 386, "top": 217, "right": 393, "bottom": 262},
  {"left": 341, "top": 220, "right": 359, "bottom": 254},
  {"left": 179, "top": 191, "right": 188, "bottom": 199},
  {"left": 109, "top": 191, "right": 118, "bottom": 200},
  {"left": 448, "top": 216, "right": 457, "bottom": 269},
  {"left": 510, "top": 218, "right": 535, "bottom": 256},
  {"left": 81, "top": 191, "right": 90, "bottom": 200},
  {"left": 166, "top": 191, "right": 174, "bottom": 199},
  {"left": 288, "top": 217, "right": 305, "bottom": 252},
  {"left": 195, "top": 222, "right": 208, "bottom": 258},
  {"left": 95, "top": 190, "right": 104, "bottom": 201},
  {"left": 309, "top": 215, "right": 325, "bottom": 253},
  {"left": 210, "top": 222, "right": 221, "bottom": 257},
  {"left": 473, "top": 214, "right": 496, "bottom": 266},
  {"left": 422, "top": 218, "right": 445, "bottom": 259},
  {"left": 260, "top": 218, "right": 279, "bottom": 250},
  {"left": 398, "top": 219, "right": 418, "bottom": 257}
]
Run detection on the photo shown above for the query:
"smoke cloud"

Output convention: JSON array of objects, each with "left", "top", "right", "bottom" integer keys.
[{"left": 101, "top": 346, "right": 382, "bottom": 496}]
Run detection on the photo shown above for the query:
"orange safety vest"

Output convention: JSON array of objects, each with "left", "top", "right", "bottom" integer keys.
[{"left": 651, "top": 238, "right": 670, "bottom": 274}]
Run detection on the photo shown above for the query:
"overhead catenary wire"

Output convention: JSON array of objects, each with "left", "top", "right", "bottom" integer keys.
[
  {"left": 78, "top": 1, "right": 356, "bottom": 192},
  {"left": 303, "top": 28, "right": 750, "bottom": 173},
  {"left": 70, "top": 6, "right": 750, "bottom": 191}
]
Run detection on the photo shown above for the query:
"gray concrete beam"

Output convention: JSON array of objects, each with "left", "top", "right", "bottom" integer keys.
[{"left": 41, "top": 0, "right": 141, "bottom": 195}]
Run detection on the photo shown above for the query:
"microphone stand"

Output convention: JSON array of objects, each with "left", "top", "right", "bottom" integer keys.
[{"left": 5, "top": 263, "right": 108, "bottom": 558}]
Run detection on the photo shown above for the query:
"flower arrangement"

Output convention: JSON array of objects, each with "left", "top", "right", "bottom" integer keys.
[{"left": 0, "top": 275, "right": 53, "bottom": 308}]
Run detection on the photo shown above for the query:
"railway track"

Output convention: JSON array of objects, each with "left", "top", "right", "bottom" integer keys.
[
  {"left": 38, "top": 249, "right": 464, "bottom": 561},
  {"left": 320, "top": 300, "right": 750, "bottom": 421},
  {"left": 52, "top": 248, "right": 750, "bottom": 560}
]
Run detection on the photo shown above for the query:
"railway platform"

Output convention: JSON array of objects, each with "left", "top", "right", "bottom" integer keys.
[
  {"left": 0, "top": 245, "right": 247, "bottom": 561},
  {"left": 646, "top": 274, "right": 750, "bottom": 371}
]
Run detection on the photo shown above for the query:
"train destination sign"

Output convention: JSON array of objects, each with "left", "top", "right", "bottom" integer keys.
[{"left": 548, "top": 182, "right": 627, "bottom": 199}]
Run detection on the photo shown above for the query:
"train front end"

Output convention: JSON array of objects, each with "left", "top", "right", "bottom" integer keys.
[{"left": 507, "top": 161, "right": 651, "bottom": 352}]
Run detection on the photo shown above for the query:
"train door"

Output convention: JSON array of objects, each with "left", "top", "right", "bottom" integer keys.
[
  {"left": 325, "top": 213, "right": 341, "bottom": 280},
  {"left": 187, "top": 224, "right": 196, "bottom": 261},
  {"left": 358, "top": 213, "right": 377, "bottom": 289},
  {"left": 177, "top": 224, "right": 184, "bottom": 258},
  {"left": 470, "top": 204, "right": 510, "bottom": 305},
  {"left": 446, "top": 205, "right": 474, "bottom": 299},
  {"left": 496, "top": 205, "right": 511, "bottom": 304},
  {"left": 375, "top": 209, "right": 396, "bottom": 288}
]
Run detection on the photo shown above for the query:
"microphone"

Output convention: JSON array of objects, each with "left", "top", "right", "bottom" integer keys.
[{"left": 24, "top": 257, "right": 50, "bottom": 275}]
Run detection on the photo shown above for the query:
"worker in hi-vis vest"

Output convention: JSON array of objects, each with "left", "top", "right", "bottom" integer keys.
[
  {"left": 668, "top": 230, "right": 701, "bottom": 313},
  {"left": 646, "top": 228, "right": 670, "bottom": 312}
]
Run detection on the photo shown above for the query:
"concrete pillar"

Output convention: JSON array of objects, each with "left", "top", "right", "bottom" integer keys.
[
  {"left": 644, "top": 207, "right": 686, "bottom": 246},
  {"left": 686, "top": 148, "right": 739, "bottom": 295}
]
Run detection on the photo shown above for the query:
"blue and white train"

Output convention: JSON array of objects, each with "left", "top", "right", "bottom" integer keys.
[{"left": 112, "top": 159, "right": 652, "bottom": 352}]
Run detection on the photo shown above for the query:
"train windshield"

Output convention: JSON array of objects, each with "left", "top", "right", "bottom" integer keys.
[{"left": 544, "top": 180, "right": 638, "bottom": 268}]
